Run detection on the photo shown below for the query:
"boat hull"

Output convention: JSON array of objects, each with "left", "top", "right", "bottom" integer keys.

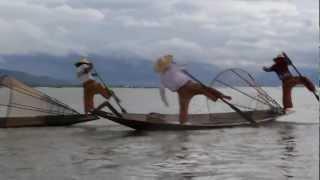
[
  {"left": 0, "top": 114, "right": 99, "bottom": 128},
  {"left": 93, "top": 110, "right": 282, "bottom": 131}
]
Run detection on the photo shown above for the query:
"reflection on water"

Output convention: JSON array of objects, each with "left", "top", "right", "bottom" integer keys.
[
  {"left": 0, "top": 122, "right": 318, "bottom": 180},
  {"left": 276, "top": 123, "right": 318, "bottom": 180},
  {"left": 277, "top": 124, "right": 298, "bottom": 179},
  {"left": 50, "top": 123, "right": 316, "bottom": 180}
]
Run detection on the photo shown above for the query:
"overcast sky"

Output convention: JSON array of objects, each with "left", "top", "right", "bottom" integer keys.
[{"left": 0, "top": 0, "right": 318, "bottom": 69}]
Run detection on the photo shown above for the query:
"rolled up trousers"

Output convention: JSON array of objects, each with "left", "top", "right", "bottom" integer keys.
[
  {"left": 282, "top": 76, "right": 316, "bottom": 109},
  {"left": 177, "top": 81, "right": 224, "bottom": 123},
  {"left": 83, "top": 80, "right": 111, "bottom": 114}
]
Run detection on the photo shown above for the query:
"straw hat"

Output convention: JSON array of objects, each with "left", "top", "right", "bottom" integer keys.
[
  {"left": 75, "top": 57, "right": 91, "bottom": 66},
  {"left": 154, "top": 54, "right": 173, "bottom": 73},
  {"left": 276, "top": 53, "right": 285, "bottom": 58}
]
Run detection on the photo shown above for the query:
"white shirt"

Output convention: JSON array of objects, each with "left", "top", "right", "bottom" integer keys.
[
  {"left": 77, "top": 64, "right": 94, "bottom": 84},
  {"left": 159, "top": 63, "right": 192, "bottom": 106}
]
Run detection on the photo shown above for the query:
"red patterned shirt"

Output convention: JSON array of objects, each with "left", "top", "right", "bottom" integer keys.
[{"left": 267, "top": 58, "right": 292, "bottom": 80}]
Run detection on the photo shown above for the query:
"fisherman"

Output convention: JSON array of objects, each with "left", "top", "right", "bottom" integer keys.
[
  {"left": 263, "top": 52, "right": 316, "bottom": 111},
  {"left": 75, "top": 58, "right": 112, "bottom": 115},
  {"left": 154, "top": 54, "right": 232, "bottom": 124}
]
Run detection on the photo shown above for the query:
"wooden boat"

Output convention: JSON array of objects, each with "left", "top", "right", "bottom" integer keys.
[
  {"left": 0, "top": 75, "right": 99, "bottom": 128},
  {"left": 92, "top": 68, "right": 285, "bottom": 131},
  {"left": 0, "top": 114, "right": 99, "bottom": 128},
  {"left": 93, "top": 109, "right": 283, "bottom": 131}
]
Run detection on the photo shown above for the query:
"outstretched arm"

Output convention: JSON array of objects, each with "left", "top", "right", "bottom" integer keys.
[
  {"left": 159, "top": 83, "right": 169, "bottom": 107},
  {"left": 262, "top": 66, "right": 274, "bottom": 72}
]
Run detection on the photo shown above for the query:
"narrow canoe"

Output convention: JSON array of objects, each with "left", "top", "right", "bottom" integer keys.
[
  {"left": 93, "top": 109, "right": 283, "bottom": 131},
  {"left": 0, "top": 114, "right": 99, "bottom": 128}
]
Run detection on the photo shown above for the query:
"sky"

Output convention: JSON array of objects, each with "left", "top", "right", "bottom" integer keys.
[{"left": 0, "top": 0, "right": 318, "bottom": 69}]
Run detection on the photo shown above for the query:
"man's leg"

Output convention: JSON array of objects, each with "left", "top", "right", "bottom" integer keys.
[
  {"left": 205, "top": 86, "right": 231, "bottom": 100},
  {"left": 282, "top": 78, "right": 296, "bottom": 109},
  {"left": 95, "top": 82, "right": 111, "bottom": 99},
  {"left": 84, "top": 87, "right": 95, "bottom": 114},
  {"left": 191, "top": 83, "right": 231, "bottom": 101},
  {"left": 283, "top": 76, "right": 316, "bottom": 110},
  {"left": 178, "top": 93, "right": 192, "bottom": 124},
  {"left": 299, "top": 76, "right": 316, "bottom": 92},
  {"left": 84, "top": 88, "right": 88, "bottom": 114}
]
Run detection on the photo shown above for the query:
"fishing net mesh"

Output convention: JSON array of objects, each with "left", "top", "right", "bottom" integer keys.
[
  {"left": 207, "top": 68, "right": 282, "bottom": 114},
  {"left": 0, "top": 76, "right": 78, "bottom": 118}
]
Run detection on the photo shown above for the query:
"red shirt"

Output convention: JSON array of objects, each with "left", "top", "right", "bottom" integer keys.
[{"left": 269, "top": 58, "right": 292, "bottom": 80}]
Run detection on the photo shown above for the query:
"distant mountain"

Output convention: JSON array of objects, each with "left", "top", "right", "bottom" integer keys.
[
  {"left": 0, "top": 53, "right": 317, "bottom": 87},
  {"left": 256, "top": 67, "right": 318, "bottom": 86},
  {"left": 0, "top": 68, "right": 73, "bottom": 87},
  {"left": 0, "top": 53, "right": 222, "bottom": 87}
]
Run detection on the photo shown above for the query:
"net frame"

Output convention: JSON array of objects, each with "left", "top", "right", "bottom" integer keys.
[
  {"left": 0, "top": 75, "right": 79, "bottom": 118},
  {"left": 207, "top": 68, "right": 282, "bottom": 114}
]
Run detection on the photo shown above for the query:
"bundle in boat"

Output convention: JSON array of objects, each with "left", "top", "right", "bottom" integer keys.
[{"left": 0, "top": 75, "right": 98, "bottom": 128}]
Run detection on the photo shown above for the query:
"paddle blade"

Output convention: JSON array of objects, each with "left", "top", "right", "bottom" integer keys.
[{"left": 94, "top": 101, "right": 123, "bottom": 118}]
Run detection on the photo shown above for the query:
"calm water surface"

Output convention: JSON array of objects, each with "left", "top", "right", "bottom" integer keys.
[{"left": 0, "top": 88, "right": 318, "bottom": 180}]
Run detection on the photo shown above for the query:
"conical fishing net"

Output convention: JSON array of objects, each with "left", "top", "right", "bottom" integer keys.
[
  {"left": 207, "top": 68, "right": 282, "bottom": 114},
  {"left": 0, "top": 75, "right": 78, "bottom": 118}
]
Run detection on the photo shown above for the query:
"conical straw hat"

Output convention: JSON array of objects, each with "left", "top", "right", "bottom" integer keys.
[
  {"left": 154, "top": 54, "right": 173, "bottom": 73},
  {"left": 78, "top": 57, "right": 91, "bottom": 64},
  {"left": 276, "top": 53, "right": 285, "bottom": 58},
  {"left": 74, "top": 57, "right": 91, "bottom": 66},
  {"left": 273, "top": 53, "right": 285, "bottom": 62}
]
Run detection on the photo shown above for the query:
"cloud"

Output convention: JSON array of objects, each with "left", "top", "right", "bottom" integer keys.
[
  {"left": 0, "top": 0, "right": 317, "bottom": 69},
  {"left": 0, "top": 1, "right": 105, "bottom": 55}
]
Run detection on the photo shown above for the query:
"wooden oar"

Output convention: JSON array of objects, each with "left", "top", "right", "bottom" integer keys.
[
  {"left": 94, "top": 101, "right": 123, "bottom": 118},
  {"left": 182, "top": 70, "right": 258, "bottom": 126},
  {"left": 282, "top": 52, "right": 319, "bottom": 101},
  {"left": 93, "top": 69, "right": 128, "bottom": 113}
]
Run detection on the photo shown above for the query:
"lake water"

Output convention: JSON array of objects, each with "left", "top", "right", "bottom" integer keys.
[{"left": 0, "top": 87, "right": 318, "bottom": 180}]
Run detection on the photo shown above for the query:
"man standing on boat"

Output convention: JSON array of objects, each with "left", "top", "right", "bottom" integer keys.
[
  {"left": 75, "top": 58, "right": 112, "bottom": 115},
  {"left": 154, "top": 54, "right": 232, "bottom": 124},
  {"left": 263, "top": 52, "right": 316, "bottom": 111}
]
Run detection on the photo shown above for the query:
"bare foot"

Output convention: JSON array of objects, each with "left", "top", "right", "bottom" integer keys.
[
  {"left": 223, "top": 96, "right": 232, "bottom": 100},
  {"left": 179, "top": 120, "right": 188, "bottom": 125},
  {"left": 84, "top": 113, "right": 92, "bottom": 117},
  {"left": 284, "top": 108, "right": 294, "bottom": 114}
]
